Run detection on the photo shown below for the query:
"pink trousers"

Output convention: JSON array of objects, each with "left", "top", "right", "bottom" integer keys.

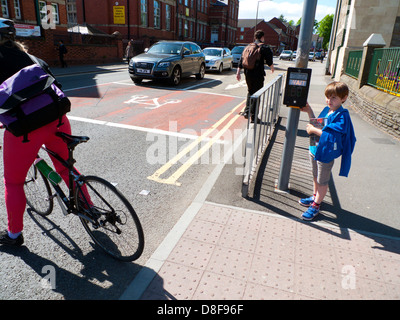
[{"left": 3, "top": 116, "right": 74, "bottom": 233}]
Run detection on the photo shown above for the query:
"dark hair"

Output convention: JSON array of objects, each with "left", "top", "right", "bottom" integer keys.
[
  {"left": 325, "top": 82, "right": 349, "bottom": 99},
  {"left": 254, "top": 30, "right": 264, "bottom": 40}
]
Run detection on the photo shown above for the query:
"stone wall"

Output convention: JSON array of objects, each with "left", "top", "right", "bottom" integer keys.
[{"left": 342, "top": 74, "right": 400, "bottom": 140}]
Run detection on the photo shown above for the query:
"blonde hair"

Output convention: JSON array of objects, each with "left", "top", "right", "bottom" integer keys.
[
  {"left": 0, "top": 39, "right": 27, "bottom": 52},
  {"left": 325, "top": 81, "right": 349, "bottom": 99}
]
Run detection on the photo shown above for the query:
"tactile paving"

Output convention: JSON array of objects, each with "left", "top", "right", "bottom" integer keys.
[
  {"left": 167, "top": 238, "right": 215, "bottom": 270},
  {"left": 139, "top": 203, "right": 400, "bottom": 300},
  {"left": 193, "top": 271, "right": 246, "bottom": 300},
  {"left": 207, "top": 246, "right": 252, "bottom": 281}
]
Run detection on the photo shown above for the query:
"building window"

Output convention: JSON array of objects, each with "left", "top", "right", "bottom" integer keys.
[
  {"left": 166, "top": 4, "right": 171, "bottom": 31},
  {"left": 154, "top": 0, "right": 160, "bottom": 28},
  {"left": 1, "top": 0, "right": 9, "bottom": 18},
  {"left": 51, "top": 3, "right": 59, "bottom": 24},
  {"left": 66, "top": 0, "right": 77, "bottom": 26},
  {"left": 141, "top": 0, "right": 147, "bottom": 26},
  {"left": 184, "top": 20, "right": 188, "bottom": 37},
  {"left": 14, "top": 0, "right": 21, "bottom": 19}
]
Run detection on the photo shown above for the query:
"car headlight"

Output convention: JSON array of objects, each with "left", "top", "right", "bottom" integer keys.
[
  {"left": 129, "top": 59, "right": 134, "bottom": 67},
  {"left": 158, "top": 62, "right": 170, "bottom": 68}
]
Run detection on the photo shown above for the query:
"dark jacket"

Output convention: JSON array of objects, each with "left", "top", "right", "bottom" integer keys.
[
  {"left": 0, "top": 43, "right": 33, "bottom": 83},
  {"left": 0, "top": 42, "right": 59, "bottom": 87}
]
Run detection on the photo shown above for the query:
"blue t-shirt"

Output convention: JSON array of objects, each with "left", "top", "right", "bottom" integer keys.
[{"left": 309, "top": 107, "right": 331, "bottom": 156}]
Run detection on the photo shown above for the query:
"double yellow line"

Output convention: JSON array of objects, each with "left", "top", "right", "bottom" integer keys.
[{"left": 147, "top": 101, "right": 245, "bottom": 186}]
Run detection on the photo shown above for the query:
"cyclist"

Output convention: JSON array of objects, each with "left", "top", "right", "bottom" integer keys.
[{"left": 0, "top": 18, "right": 85, "bottom": 246}]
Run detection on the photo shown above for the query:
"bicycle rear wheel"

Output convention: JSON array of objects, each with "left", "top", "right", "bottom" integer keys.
[
  {"left": 76, "top": 175, "right": 144, "bottom": 262},
  {"left": 24, "top": 165, "right": 54, "bottom": 216}
]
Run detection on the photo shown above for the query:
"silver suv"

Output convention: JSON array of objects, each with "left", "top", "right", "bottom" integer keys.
[{"left": 128, "top": 41, "right": 206, "bottom": 86}]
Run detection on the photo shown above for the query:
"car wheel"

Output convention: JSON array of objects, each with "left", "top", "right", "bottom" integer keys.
[
  {"left": 196, "top": 64, "right": 205, "bottom": 80},
  {"left": 170, "top": 67, "right": 181, "bottom": 85},
  {"left": 218, "top": 63, "right": 223, "bottom": 73},
  {"left": 132, "top": 78, "right": 142, "bottom": 84},
  {"left": 228, "top": 62, "right": 232, "bottom": 70}
]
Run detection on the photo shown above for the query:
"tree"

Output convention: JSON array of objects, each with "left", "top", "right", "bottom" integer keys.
[
  {"left": 296, "top": 18, "right": 319, "bottom": 32},
  {"left": 278, "top": 14, "right": 287, "bottom": 23},
  {"left": 317, "top": 14, "right": 334, "bottom": 50}
]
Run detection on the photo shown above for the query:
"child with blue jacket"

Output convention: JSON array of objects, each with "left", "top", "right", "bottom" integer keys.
[{"left": 299, "top": 82, "right": 356, "bottom": 221}]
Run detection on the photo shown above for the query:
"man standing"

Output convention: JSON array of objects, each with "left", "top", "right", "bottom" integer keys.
[
  {"left": 236, "top": 30, "right": 274, "bottom": 122},
  {"left": 58, "top": 40, "right": 68, "bottom": 68}
]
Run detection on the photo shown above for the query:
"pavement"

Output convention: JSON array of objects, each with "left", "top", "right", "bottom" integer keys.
[
  {"left": 55, "top": 61, "right": 400, "bottom": 300},
  {"left": 51, "top": 62, "right": 128, "bottom": 77}
]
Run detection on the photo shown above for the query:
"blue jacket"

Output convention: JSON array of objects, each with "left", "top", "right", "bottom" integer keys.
[{"left": 314, "top": 106, "right": 356, "bottom": 177}]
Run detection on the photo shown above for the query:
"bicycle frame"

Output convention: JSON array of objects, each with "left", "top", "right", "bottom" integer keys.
[{"left": 38, "top": 144, "right": 96, "bottom": 225}]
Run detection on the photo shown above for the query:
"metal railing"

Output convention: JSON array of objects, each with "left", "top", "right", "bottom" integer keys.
[
  {"left": 345, "top": 50, "right": 363, "bottom": 79},
  {"left": 242, "top": 74, "right": 284, "bottom": 197},
  {"left": 368, "top": 47, "right": 400, "bottom": 97}
]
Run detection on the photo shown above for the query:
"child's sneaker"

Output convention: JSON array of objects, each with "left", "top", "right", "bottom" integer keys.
[
  {"left": 298, "top": 196, "right": 315, "bottom": 207},
  {"left": 301, "top": 204, "right": 320, "bottom": 221}
]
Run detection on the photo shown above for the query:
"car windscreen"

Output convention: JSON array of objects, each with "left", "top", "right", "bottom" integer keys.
[
  {"left": 231, "top": 47, "right": 244, "bottom": 54},
  {"left": 203, "top": 49, "right": 222, "bottom": 56},
  {"left": 148, "top": 43, "right": 182, "bottom": 55}
]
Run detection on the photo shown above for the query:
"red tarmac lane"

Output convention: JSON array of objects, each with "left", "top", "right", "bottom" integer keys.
[{"left": 67, "top": 82, "right": 247, "bottom": 135}]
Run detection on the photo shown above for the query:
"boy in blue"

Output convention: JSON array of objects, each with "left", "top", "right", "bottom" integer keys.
[{"left": 299, "top": 82, "right": 356, "bottom": 221}]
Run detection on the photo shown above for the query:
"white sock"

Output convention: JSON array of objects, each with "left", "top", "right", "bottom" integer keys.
[{"left": 8, "top": 231, "right": 21, "bottom": 239}]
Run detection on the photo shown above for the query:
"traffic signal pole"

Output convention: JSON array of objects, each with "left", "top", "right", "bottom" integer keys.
[{"left": 276, "top": 0, "right": 318, "bottom": 191}]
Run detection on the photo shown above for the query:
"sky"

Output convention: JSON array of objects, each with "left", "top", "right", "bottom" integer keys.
[{"left": 238, "top": 0, "right": 336, "bottom": 23}]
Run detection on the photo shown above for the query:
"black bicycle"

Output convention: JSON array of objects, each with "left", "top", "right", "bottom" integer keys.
[{"left": 24, "top": 131, "right": 144, "bottom": 262}]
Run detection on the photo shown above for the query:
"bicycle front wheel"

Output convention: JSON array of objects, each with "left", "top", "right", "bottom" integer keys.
[
  {"left": 76, "top": 176, "right": 144, "bottom": 262},
  {"left": 24, "top": 165, "right": 54, "bottom": 216}
]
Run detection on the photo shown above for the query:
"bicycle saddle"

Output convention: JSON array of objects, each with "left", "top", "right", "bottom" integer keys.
[{"left": 56, "top": 132, "right": 90, "bottom": 148}]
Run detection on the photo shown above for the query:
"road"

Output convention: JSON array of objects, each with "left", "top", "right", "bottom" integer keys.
[{"left": 0, "top": 57, "right": 297, "bottom": 299}]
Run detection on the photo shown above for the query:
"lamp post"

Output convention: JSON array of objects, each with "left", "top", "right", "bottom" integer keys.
[
  {"left": 255, "top": 0, "right": 272, "bottom": 30},
  {"left": 277, "top": 0, "right": 318, "bottom": 191}
]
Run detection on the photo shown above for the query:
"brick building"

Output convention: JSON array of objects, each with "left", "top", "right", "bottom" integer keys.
[
  {"left": 1, "top": 0, "right": 240, "bottom": 66},
  {"left": 75, "top": 0, "right": 239, "bottom": 52},
  {"left": 236, "top": 17, "right": 299, "bottom": 54},
  {"left": 0, "top": 0, "right": 123, "bottom": 66}
]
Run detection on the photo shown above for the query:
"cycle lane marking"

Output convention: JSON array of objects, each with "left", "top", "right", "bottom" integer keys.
[{"left": 66, "top": 82, "right": 247, "bottom": 185}]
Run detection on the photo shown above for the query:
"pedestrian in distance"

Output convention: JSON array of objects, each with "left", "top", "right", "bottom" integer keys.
[
  {"left": 0, "top": 18, "right": 89, "bottom": 246},
  {"left": 236, "top": 30, "right": 275, "bottom": 123},
  {"left": 299, "top": 81, "right": 356, "bottom": 221},
  {"left": 58, "top": 40, "right": 68, "bottom": 68},
  {"left": 125, "top": 39, "right": 134, "bottom": 63}
]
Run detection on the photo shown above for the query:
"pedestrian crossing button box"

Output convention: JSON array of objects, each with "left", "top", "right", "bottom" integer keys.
[{"left": 283, "top": 67, "right": 312, "bottom": 108}]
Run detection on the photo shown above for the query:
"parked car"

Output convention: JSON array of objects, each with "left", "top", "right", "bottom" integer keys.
[
  {"left": 128, "top": 41, "right": 205, "bottom": 85},
  {"left": 231, "top": 46, "right": 245, "bottom": 66},
  {"left": 279, "top": 50, "right": 293, "bottom": 61},
  {"left": 203, "top": 47, "right": 233, "bottom": 73},
  {"left": 309, "top": 52, "right": 316, "bottom": 61}
]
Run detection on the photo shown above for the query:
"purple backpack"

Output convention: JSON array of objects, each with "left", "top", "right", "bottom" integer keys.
[{"left": 0, "top": 62, "right": 70, "bottom": 142}]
